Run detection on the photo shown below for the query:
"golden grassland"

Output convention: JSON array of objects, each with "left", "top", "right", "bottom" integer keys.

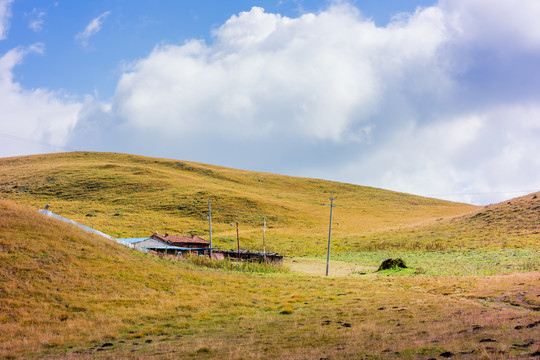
[
  {"left": 0, "top": 152, "right": 478, "bottom": 255},
  {"left": 346, "top": 191, "right": 540, "bottom": 252},
  {"left": 1, "top": 200, "right": 539, "bottom": 359}
]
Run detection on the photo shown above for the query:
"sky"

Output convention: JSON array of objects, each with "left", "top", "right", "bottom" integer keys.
[{"left": 1, "top": 0, "right": 539, "bottom": 205}]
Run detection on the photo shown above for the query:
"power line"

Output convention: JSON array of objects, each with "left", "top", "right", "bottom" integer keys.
[
  {"left": 1, "top": 130, "right": 537, "bottom": 198},
  {"left": 0, "top": 131, "right": 77, "bottom": 152},
  {"left": 425, "top": 190, "right": 539, "bottom": 197}
]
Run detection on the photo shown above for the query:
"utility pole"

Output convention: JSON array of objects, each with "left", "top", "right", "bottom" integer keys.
[
  {"left": 325, "top": 197, "right": 337, "bottom": 276},
  {"left": 208, "top": 200, "right": 213, "bottom": 257},
  {"left": 263, "top": 217, "right": 267, "bottom": 263},
  {"left": 234, "top": 220, "right": 240, "bottom": 260}
]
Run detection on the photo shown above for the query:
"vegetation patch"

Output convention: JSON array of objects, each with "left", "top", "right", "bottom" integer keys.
[
  {"left": 377, "top": 258, "right": 407, "bottom": 271},
  {"left": 182, "top": 253, "right": 288, "bottom": 274},
  {"left": 196, "top": 346, "right": 211, "bottom": 353},
  {"left": 333, "top": 249, "right": 540, "bottom": 275},
  {"left": 279, "top": 306, "right": 294, "bottom": 315}
]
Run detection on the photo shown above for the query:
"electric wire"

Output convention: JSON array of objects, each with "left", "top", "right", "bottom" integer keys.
[{"left": 0, "top": 131, "right": 77, "bottom": 152}]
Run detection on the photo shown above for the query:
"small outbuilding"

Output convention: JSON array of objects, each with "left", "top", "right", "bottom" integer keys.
[
  {"left": 117, "top": 233, "right": 210, "bottom": 256},
  {"left": 117, "top": 233, "right": 282, "bottom": 263},
  {"left": 151, "top": 233, "right": 210, "bottom": 255}
]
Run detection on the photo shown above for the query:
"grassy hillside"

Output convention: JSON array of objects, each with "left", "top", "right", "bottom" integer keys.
[
  {"left": 0, "top": 152, "right": 477, "bottom": 255},
  {"left": 1, "top": 200, "right": 539, "bottom": 359},
  {"left": 349, "top": 191, "right": 540, "bottom": 252}
]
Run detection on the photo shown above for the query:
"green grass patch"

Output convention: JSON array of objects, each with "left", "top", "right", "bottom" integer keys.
[
  {"left": 375, "top": 267, "right": 418, "bottom": 276},
  {"left": 332, "top": 248, "right": 540, "bottom": 275}
]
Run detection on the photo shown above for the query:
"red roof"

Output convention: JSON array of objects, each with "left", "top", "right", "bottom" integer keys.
[{"left": 152, "top": 233, "right": 209, "bottom": 246}]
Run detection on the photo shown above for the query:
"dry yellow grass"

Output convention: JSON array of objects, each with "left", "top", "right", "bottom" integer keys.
[
  {"left": 353, "top": 191, "right": 540, "bottom": 252},
  {"left": 285, "top": 256, "right": 376, "bottom": 277},
  {"left": 1, "top": 200, "right": 539, "bottom": 359}
]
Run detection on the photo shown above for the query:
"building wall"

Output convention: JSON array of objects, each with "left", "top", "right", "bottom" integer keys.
[{"left": 174, "top": 242, "right": 209, "bottom": 249}]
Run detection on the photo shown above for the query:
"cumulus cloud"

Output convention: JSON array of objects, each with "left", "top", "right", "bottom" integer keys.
[
  {"left": 321, "top": 104, "right": 540, "bottom": 204},
  {"left": 75, "top": 10, "right": 111, "bottom": 46},
  {"left": 0, "top": 45, "right": 82, "bottom": 157},
  {"left": 440, "top": 0, "right": 540, "bottom": 51},
  {"left": 0, "top": 0, "right": 13, "bottom": 40},
  {"left": 109, "top": 5, "right": 449, "bottom": 142},
  {"left": 71, "top": 0, "right": 540, "bottom": 204}
]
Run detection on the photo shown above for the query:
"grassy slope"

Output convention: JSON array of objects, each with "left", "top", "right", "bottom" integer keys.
[
  {"left": 0, "top": 152, "right": 477, "bottom": 255},
  {"left": 1, "top": 201, "right": 539, "bottom": 359},
  {"left": 323, "top": 192, "right": 539, "bottom": 276},
  {"left": 352, "top": 191, "right": 540, "bottom": 251}
]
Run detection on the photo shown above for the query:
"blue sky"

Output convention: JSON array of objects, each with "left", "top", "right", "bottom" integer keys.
[
  {"left": 2, "top": 0, "right": 437, "bottom": 99},
  {"left": 1, "top": 0, "right": 539, "bottom": 205}
]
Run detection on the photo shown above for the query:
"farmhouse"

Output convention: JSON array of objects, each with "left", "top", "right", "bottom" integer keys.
[
  {"left": 152, "top": 233, "right": 210, "bottom": 253},
  {"left": 118, "top": 233, "right": 284, "bottom": 263},
  {"left": 117, "top": 233, "right": 210, "bottom": 256},
  {"left": 38, "top": 206, "right": 284, "bottom": 264}
]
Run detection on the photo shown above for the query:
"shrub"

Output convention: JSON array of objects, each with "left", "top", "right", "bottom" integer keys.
[
  {"left": 280, "top": 306, "right": 294, "bottom": 314},
  {"left": 196, "top": 347, "right": 210, "bottom": 353},
  {"left": 377, "top": 258, "right": 407, "bottom": 271}
]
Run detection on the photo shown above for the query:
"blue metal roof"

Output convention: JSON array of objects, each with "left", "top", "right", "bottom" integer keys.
[
  {"left": 145, "top": 245, "right": 208, "bottom": 250},
  {"left": 145, "top": 245, "right": 187, "bottom": 250},
  {"left": 117, "top": 237, "right": 152, "bottom": 244},
  {"left": 116, "top": 237, "right": 210, "bottom": 251}
]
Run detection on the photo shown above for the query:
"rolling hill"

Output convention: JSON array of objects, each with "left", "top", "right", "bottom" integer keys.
[
  {"left": 0, "top": 151, "right": 478, "bottom": 255},
  {"left": 347, "top": 191, "right": 540, "bottom": 252}
]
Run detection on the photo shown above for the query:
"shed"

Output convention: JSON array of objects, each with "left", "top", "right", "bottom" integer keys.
[
  {"left": 116, "top": 236, "right": 204, "bottom": 255},
  {"left": 151, "top": 233, "right": 210, "bottom": 255}
]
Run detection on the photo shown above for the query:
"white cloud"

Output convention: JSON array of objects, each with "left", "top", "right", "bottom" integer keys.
[
  {"left": 0, "top": 45, "right": 82, "bottom": 157},
  {"left": 75, "top": 10, "right": 111, "bottom": 46},
  {"left": 440, "top": 0, "right": 540, "bottom": 52},
  {"left": 324, "top": 105, "right": 540, "bottom": 204},
  {"left": 111, "top": 5, "right": 448, "bottom": 142},
  {"left": 29, "top": 19, "right": 44, "bottom": 32},
  {"left": 72, "top": 1, "right": 540, "bottom": 204},
  {"left": 28, "top": 8, "right": 46, "bottom": 32},
  {"left": 0, "top": 0, "right": 13, "bottom": 40}
]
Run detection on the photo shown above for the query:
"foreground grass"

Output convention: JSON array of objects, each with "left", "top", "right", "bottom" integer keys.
[{"left": 1, "top": 201, "right": 539, "bottom": 359}]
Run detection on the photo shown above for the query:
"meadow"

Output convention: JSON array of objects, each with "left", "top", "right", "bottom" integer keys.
[{"left": 1, "top": 152, "right": 539, "bottom": 359}]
